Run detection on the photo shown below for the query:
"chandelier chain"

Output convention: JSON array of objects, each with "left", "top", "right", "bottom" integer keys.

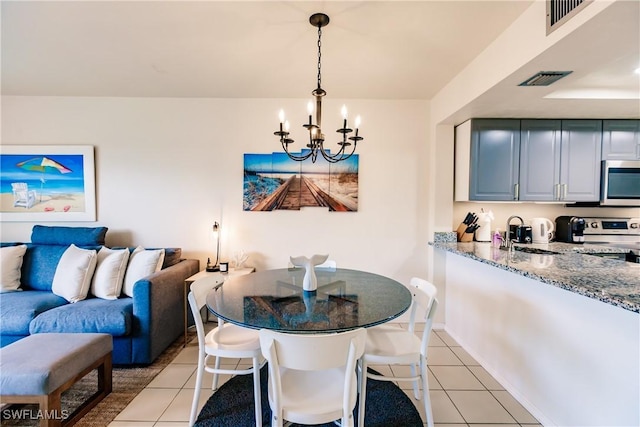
[{"left": 317, "top": 26, "right": 322, "bottom": 90}]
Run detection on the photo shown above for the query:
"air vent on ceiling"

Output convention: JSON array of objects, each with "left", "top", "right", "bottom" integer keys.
[
  {"left": 518, "top": 71, "right": 573, "bottom": 87},
  {"left": 546, "top": 0, "right": 592, "bottom": 34}
]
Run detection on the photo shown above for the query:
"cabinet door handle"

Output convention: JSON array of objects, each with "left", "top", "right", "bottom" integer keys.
[
  {"left": 561, "top": 183, "right": 567, "bottom": 200},
  {"left": 514, "top": 183, "right": 519, "bottom": 200},
  {"left": 554, "top": 184, "right": 560, "bottom": 200}
]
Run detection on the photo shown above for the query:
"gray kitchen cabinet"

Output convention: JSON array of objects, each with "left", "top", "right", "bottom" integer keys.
[
  {"left": 602, "top": 119, "right": 640, "bottom": 160},
  {"left": 559, "top": 120, "right": 602, "bottom": 201},
  {"left": 520, "top": 119, "right": 602, "bottom": 202},
  {"left": 468, "top": 119, "right": 521, "bottom": 201},
  {"left": 456, "top": 118, "right": 603, "bottom": 202},
  {"left": 519, "top": 120, "right": 562, "bottom": 201}
]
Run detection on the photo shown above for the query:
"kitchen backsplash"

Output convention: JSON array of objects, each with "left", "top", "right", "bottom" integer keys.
[
  {"left": 433, "top": 232, "right": 457, "bottom": 243},
  {"left": 453, "top": 202, "right": 639, "bottom": 232}
]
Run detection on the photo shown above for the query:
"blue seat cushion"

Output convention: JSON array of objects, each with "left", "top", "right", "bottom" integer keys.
[
  {"left": 30, "top": 297, "right": 133, "bottom": 336},
  {"left": 0, "top": 291, "right": 68, "bottom": 335}
]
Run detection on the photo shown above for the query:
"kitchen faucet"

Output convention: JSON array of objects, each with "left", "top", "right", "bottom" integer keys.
[{"left": 503, "top": 215, "right": 524, "bottom": 251}]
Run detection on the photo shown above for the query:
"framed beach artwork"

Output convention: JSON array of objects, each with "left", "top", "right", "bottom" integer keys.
[
  {"left": 243, "top": 149, "right": 358, "bottom": 212},
  {"left": 0, "top": 145, "right": 96, "bottom": 222}
]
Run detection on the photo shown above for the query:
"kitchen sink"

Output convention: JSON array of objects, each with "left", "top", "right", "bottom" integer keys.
[
  {"left": 511, "top": 246, "right": 561, "bottom": 255},
  {"left": 585, "top": 251, "right": 640, "bottom": 263}
]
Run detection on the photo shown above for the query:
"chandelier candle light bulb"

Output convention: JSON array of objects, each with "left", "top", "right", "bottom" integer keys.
[
  {"left": 307, "top": 101, "right": 314, "bottom": 125},
  {"left": 279, "top": 110, "right": 285, "bottom": 132},
  {"left": 341, "top": 105, "right": 348, "bottom": 129}
]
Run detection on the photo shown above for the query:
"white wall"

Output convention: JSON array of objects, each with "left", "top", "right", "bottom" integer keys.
[{"left": 1, "top": 96, "right": 430, "bottom": 288}]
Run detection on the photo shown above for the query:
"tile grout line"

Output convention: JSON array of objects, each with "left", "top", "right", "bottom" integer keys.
[
  {"left": 436, "top": 329, "right": 473, "bottom": 426},
  {"left": 432, "top": 329, "right": 536, "bottom": 427}
]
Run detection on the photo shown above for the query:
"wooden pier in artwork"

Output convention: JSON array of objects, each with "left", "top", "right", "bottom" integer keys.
[{"left": 251, "top": 176, "right": 352, "bottom": 211}]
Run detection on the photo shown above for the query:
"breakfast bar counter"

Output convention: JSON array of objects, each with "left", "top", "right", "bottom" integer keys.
[
  {"left": 429, "top": 239, "right": 640, "bottom": 313},
  {"left": 430, "top": 235, "right": 639, "bottom": 427}
]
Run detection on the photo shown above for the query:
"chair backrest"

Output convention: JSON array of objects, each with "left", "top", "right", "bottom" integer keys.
[
  {"left": 287, "top": 259, "right": 336, "bottom": 271},
  {"left": 408, "top": 277, "right": 439, "bottom": 355},
  {"left": 316, "top": 259, "right": 337, "bottom": 271},
  {"left": 259, "top": 328, "right": 366, "bottom": 418},
  {"left": 188, "top": 275, "right": 224, "bottom": 347},
  {"left": 259, "top": 328, "right": 365, "bottom": 371},
  {"left": 11, "top": 182, "right": 28, "bottom": 192},
  {"left": 11, "top": 182, "right": 30, "bottom": 200}
]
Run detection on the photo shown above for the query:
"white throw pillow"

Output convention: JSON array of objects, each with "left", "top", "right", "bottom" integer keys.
[
  {"left": 52, "top": 244, "right": 98, "bottom": 303},
  {"left": 91, "top": 247, "right": 130, "bottom": 300},
  {"left": 1, "top": 245, "right": 27, "bottom": 292},
  {"left": 122, "top": 246, "right": 165, "bottom": 297}
]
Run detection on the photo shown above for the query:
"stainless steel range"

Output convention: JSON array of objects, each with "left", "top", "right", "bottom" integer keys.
[
  {"left": 583, "top": 217, "right": 640, "bottom": 248},
  {"left": 583, "top": 217, "right": 640, "bottom": 262}
]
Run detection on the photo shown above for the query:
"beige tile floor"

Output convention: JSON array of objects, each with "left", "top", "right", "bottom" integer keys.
[{"left": 109, "top": 323, "right": 541, "bottom": 427}]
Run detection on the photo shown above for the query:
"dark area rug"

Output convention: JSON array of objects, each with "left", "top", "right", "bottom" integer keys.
[{"left": 195, "top": 366, "right": 423, "bottom": 427}]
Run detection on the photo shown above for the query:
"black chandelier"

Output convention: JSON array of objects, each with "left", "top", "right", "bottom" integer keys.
[{"left": 274, "top": 13, "right": 363, "bottom": 164}]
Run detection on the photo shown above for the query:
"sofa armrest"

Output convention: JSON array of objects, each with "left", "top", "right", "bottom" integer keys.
[{"left": 130, "top": 258, "right": 199, "bottom": 364}]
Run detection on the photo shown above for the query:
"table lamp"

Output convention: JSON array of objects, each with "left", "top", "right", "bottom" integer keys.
[{"left": 206, "top": 221, "right": 221, "bottom": 272}]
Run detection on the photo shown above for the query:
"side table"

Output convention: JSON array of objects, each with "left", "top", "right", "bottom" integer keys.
[{"left": 183, "top": 267, "right": 255, "bottom": 347}]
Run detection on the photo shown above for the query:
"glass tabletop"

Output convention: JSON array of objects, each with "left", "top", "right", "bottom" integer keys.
[{"left": 205, "top": 268, "right": 412, "bottom": 333}]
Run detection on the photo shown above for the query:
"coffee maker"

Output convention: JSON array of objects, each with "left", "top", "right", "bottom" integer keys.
[{"left": 555, "top": 216, "right": 586, "bottom": 243}]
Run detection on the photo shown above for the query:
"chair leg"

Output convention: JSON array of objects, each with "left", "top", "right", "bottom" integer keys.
[
  {"left": 212, "top": 356, "right": 221, "bottom": 391},
  {"left": 189, "top": 356, "right": 205, "bottom": 427},
  {"left": 410, "top": 362, "right": 421, "bottom": 399},
  {"left": 356, "top": 360, "right": 361, "bottom": 395},
  {"left": 421, "top": 359, "right": 434, "bottom": 427},
  {"left": 252, "top": 356, "right": 262, "bottom": 427},
  {"left": 357, "top": 359, "right": 368, "bottom": 427}
]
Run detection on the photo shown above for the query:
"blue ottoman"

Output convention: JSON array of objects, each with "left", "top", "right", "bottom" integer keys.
[{"left": 0, "top": 333, "right": 112, "bottom": 427}]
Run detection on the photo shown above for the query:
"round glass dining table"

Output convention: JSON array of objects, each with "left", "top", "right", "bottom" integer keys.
[{"left": 205, "top": 268, "right": 412, "bottom": 333}]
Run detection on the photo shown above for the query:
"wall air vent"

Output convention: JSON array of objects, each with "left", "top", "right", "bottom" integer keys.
[
  {"left": 518, "top": 71, "right": 573, "bottom": 87},
  {"left": 547, "top": 0, "right": 592, "bottom": 34}
]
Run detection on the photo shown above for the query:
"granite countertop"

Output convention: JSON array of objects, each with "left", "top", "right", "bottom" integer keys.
[{"left": 430, "top": 233, "right": 640, "bottom": 313}]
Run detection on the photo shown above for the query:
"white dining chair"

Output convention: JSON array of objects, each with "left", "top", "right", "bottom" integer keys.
[
  {"left": 358, "top": 277, "right": 438, "bottom": 427},
  {"left": 316, "top": 259, "right": 337, "bottom": 271},
  {"left": 259, "top": 328, "right": 366, "bottom": 427},
  {"left": 188, "top": 276, "right": 264, "bottom": 427},
  {"left": 287, "top": 258, "right": 336, "bottom": 271}
]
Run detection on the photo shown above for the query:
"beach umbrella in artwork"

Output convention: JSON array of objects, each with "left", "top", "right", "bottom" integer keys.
[{"left": 16, "top": 157, "right": 72, "bottom": 201}]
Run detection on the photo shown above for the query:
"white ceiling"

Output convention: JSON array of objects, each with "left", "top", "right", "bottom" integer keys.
[{"left": 2, "top": 0, "right": 639, "bottom": 120}]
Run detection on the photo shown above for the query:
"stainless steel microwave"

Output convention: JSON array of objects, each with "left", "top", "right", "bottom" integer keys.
[{"left": 600, "top": 160, "right": 640, "bottom": 206}]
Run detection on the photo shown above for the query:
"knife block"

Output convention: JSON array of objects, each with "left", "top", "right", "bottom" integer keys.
[
  {"left": 456, "top": 222, "right": 475, "bottom": 242},
  {"left": 460, "top": 232, "right": 474, "bottom": 242}
]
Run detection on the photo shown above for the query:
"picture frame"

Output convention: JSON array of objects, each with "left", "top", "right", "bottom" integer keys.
[{"left": 0, "top": 145, "right": 96, "bottom": 222}]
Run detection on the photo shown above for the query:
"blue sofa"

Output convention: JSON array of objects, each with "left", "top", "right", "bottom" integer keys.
[{"left": 0, "top": 226, "right": 199, "bottom": 365}]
